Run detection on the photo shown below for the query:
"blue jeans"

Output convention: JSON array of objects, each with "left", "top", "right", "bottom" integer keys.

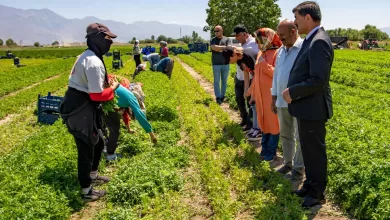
[
  {"left": 155, "top": 57, "right": 170, "bottom": 73},
  {"left": 212, "top": 65, "right": 230, "bottom": 98},
  {"left": 260, "top": 133, "right": 280, "bottom": 160}
]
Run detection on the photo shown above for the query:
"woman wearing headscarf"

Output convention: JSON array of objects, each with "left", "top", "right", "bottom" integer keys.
[
  {"left": 247, "top": 28, "right": 282, "bottom": 161},
  {"left": 159, "top": 41, "right": 169, "bottom": 59},
  {"left": 133, "top": 40, "right": 142, "bottom": 67},
  {"left": 60, "top": 23, "right": 119, "bottom": 202},
  {"left": 103, "top": 74, "right": 157, "bottom": 163}
]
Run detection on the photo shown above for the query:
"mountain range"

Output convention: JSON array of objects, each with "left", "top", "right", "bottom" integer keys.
[
  {"left": 1, "top": 4, "right": 389, "bottom": 46},
  {"left": 0, "top": 4, "right": 209, "bottom": 46}
]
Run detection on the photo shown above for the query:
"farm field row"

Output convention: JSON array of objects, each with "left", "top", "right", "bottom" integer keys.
[
  {"left": 0, "top": 56, "right": 133, "bottom": 154},
  {"left": 0, "top": 58, "right": 52, "bottom": 72},
  {"left": 0, "top": 58, "right": 75, "bottom": 97},
  {"left": 180, "top": 51, "right": 390, "bottom": 219},
  {"left": 177, "top": 54, "right": 238, "bottom": 109},
  {"left": 0, "top": 57, "right": 308, "bottom": 219},
  {"left": 0, "top": 44, "right": 190, "bottom": 58},
  {"left": 0, "top": 55, "right": 132, "bottom": 120}
]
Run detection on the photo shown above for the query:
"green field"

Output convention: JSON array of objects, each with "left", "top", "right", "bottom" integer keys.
[{"left": 0, "top": 47, "right": 389, "bottom": 219}]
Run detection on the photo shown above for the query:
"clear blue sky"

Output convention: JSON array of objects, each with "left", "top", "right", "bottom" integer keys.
[{"left": 1, "top": 0, "right": 389, "bottom": 30}]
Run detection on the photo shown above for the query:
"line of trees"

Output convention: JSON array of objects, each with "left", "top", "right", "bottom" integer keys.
[
  {"left": 204, "top": 1, "right": 389, "bottom": 42},
  {"left": 327, "top": 25, "right": 389, "bottom": 41},
  {"left": 0, "top": 32, "right": 206, "bottom": 48},
  {"left": 0, "top": 39, "right": 18, "bottom": 47}
]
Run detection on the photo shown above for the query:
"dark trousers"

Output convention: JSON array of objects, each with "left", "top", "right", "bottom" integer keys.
[
  {"left": 103, "top": 111, "right": 121, "bottom": 155},
  {"left": 234, "top": 77, "right": 252, "bottom": 127},
  {"left": 297, "top": 118, "right": 327, "bottom": 199},
  {"left": 74, "top": 130, "right": 104, "bottom": 188},
  {"left": 134, "top": 54, "right": 141, "bottom": 67}
]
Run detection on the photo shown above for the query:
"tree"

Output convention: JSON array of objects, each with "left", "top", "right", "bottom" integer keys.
[
  {"left": 167, "top": 37, "right": 178, "bottom": 44},
  {"left": 144, "top": 39, "right": 155, "bottom": 43},
  {"left": 52, "top": 41, "right": 59, "bottom": 46},
  {"left": 6, "top": 39, "right": 16, "bottom": 47},
  {"left": 180, "top": 35, "right": 192, "bottom": 44},
  {"left": 0, "top": 39, "right": 3, "bottom": 46},
  {"left": 361, "top": 24, "right": 389, "bottom": 40},
  {"left": 327, "top": 28, "right": 362, "bottom": 41},
  {"left": 151, "top": 35, "right": 155, "bottom": 41},
  {"left": 156, "top": 35, "right": 168, "bottom": 43},
  {"left": 206, "top": 0, "right": 281, "bottom": 38},
  {"left": 129, "top": 37, "right": 136, "bottom": 44},
  {"left": 192, "top": 31, "right": 199, "bottom": 42},
  {"left": 34, "top": 42, "right": 40, "bottom": 47},
  {"left": 326, "top": 24, "right": 389, "bottom": 41}
]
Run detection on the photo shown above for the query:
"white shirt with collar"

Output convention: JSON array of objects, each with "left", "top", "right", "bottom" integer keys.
[
  {"left": 235, "top": 35, "right": 259, "bottom": 81},
  {"left": 271, "top": 37, "right": 303, "bottom": 108},
  {"left": 305, "top": 25, "right": 321, "bottom": 40}
]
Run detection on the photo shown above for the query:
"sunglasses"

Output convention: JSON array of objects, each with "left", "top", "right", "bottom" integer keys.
[{"left": 214, "top": 30, "right": 221, "bottom": 33}]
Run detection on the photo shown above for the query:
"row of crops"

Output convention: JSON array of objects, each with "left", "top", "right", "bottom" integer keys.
[
  {"left": 0, "top": 44, "right": 190, "bottom": 59},
  {"left": 180, "top": 51, "right": 390, "bottom": 219},
  {"left": 0, "top": 49, "right": 389, "bottom": 219}
]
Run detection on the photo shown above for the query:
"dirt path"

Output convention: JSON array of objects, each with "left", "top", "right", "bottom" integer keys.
[
  {"left": 0, "top": 74, "right": 61, "bottom": 100},
  {"left": 175, "top": 57, "right": 352, "bottom": 220},
  {"left": 176, "top": 58, "right": 241, "bottom": 124}
]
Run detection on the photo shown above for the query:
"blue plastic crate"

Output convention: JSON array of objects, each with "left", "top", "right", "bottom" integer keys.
[
  {"left": 38, "top": 113, "right": 60, "bottom": 125},
  {"left": 37, "top": 92, "right": 63, "bottom": 124},
  {"left": 37, "top": 92, "right": 63, "bottom": 113}
]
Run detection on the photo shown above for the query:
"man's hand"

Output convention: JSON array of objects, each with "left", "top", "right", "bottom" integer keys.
[
  {"left": 244, "top": 88, "right": 250, "bottom": 98},
  {"left": 249, "top": 98, "right": 255, "bottom": 105},
  {"left": 282, "top": 88, "right": 292, "bottom": 104},
  {"left": 271, "top": 98, "right": 277, "bottom": 114}
]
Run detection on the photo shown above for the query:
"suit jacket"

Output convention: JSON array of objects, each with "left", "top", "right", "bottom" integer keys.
[{"left": 287, "top": 27, "right": 334, "bottom": 121}]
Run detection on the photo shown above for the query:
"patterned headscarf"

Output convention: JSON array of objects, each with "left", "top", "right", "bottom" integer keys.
[{"left": 254, "top": 28, "right": 283, "bottom": 52}]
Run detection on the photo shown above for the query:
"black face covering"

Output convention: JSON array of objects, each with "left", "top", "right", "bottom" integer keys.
[{"left": 87, "top": 33, "right": 113, "bottom": 56}]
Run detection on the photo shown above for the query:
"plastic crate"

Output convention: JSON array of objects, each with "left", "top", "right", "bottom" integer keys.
[
  {"left": 37, "top": 92, "right": 63, "bottom": 124},
  {"left": 38, "top": 113, "right": 60, "bottom": 125},
  {"left": 38, "top": 92, "right": 63, "bottom": 113}
]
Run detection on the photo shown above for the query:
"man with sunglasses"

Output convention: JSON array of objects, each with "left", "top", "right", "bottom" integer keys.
[{"left": 210, "top": 25, "right": 232, "bottom": 105}]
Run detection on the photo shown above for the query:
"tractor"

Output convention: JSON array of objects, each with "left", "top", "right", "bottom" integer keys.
[
  {"left": 330, "top": 36, "right": 349, "bottom": 50},
  {"left": 359, "top": 38, "right": 385, "bottom": 51},
  {"left": 0, "top": 50, "right": 16, "bottom": 59}
]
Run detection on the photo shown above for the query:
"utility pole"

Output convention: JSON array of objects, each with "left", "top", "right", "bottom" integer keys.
[{"left": 180, "top": 27, "right": 182, "bottom": 38}]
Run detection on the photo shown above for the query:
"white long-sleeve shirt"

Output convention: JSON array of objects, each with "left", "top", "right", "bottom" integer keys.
[
  {"left": 235, "top": 35, "right": 259, "bottom": 81},
  {"left": 271, "top": 37, "right": 303, "bottom": 108}
]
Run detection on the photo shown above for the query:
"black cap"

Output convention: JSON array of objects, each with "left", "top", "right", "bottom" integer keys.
[
  {"left": 231, "top": 25, "right": 248, "bottom": 36},
  {"left": 221, "top": 46, "right": 235, "bottom": 64}
]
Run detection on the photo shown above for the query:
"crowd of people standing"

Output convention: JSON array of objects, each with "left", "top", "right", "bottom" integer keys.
[{"left": 211, "top": 1, "right": 333, "bottom": 208}]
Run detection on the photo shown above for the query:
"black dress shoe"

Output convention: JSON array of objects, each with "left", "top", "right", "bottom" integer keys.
[
  {"left": 277, "top": 165, "right": 292, "bottom": 175},
  {"left": 301, "top": 195, "right": 326, "bottom": 208},
  {"left": 293, "top": 187, "right": 309, "bottom": 197}
]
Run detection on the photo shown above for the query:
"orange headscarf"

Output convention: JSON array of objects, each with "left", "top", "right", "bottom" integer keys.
[{"left": 254, "top": 28, "right": 283, "bottom": 52}]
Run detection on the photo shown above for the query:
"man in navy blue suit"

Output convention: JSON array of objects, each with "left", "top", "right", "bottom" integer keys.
[{"left": 282, "top": 1, "right": 334, "bottom": 208}]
